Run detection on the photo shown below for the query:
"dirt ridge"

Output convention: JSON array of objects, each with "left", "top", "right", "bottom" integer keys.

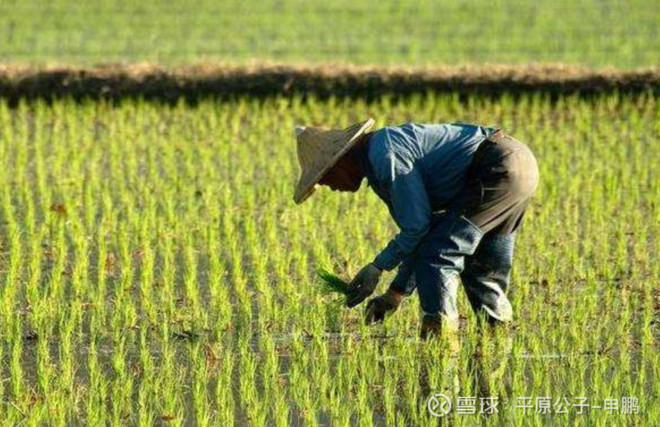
[{"left": 1, "top": 63, "right": 658, "bottom": 103}]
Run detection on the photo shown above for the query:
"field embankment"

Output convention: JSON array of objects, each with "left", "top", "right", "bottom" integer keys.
[{"left": 1, "top": 63, "right": 659, "bottom": 103}]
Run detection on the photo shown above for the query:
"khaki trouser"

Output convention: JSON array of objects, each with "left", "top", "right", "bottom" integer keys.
[{"left": 457, "top": 130, "right": 540, "bottom": 234}]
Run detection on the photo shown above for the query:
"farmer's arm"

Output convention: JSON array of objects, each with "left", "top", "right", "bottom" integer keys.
[{"left": 372, "top": 156, "right": 431, "bottom": 271}]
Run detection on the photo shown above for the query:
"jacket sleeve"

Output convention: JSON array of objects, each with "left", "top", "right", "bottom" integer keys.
[{"left": 372, "top": 154, "right": 432, "bottom": 271}]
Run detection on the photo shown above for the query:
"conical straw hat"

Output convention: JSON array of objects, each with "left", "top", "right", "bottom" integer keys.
[{"left": 293, "top": 118, "right": 375, "bottom": 204}]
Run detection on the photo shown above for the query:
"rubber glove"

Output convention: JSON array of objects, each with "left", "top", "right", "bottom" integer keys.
[
  {"left": 364, "top": 289, "right": 405, "bottom": 324},
  {"left": 345, "top": 263, "right": 382, "bottom": 308}
]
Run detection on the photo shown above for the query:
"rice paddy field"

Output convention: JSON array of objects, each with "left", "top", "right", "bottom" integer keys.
[
  {"left": 1, "top": 0, "right": 659, "bottom": 68},
  {"left": 0, "top": 93, "right": 657, "bottom": 426}
]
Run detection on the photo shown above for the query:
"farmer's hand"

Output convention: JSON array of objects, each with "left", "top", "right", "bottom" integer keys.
[
  {"left": 346, "top": 263, "right": 382, "bottom": 308},
  {"left": 364, "top": 289, "right": 405, "bottom": 324}
]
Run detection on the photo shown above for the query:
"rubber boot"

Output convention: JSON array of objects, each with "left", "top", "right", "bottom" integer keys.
[
  {"left": 420, "top": 314, "right": 443, "bottom": 339},
  {"left": 420, "top": 314, "right": 460, "bottom": 353}
]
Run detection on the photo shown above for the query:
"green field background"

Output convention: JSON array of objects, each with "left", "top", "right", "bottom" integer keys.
[
  {"left": 1, "top": 0, "right": 658, "bottom": 67},
  {"left": 1, "top": 0, "right": 659, "bottom": 425}
]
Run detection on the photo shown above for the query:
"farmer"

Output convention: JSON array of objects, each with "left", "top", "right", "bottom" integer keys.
[{"left": 293, "top": 119, "right": 539, "bottom": 338}]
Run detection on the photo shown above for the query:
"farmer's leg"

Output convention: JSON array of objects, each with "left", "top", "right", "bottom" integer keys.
[
  {"left": 461, "top": 232, "right": 515, "bottom": 324},
  {"left": 458, "top": 132, "right": 539, "bottom": 323},
  {"left": 413, "top": 211, "right": 484, "bottom": 331}
]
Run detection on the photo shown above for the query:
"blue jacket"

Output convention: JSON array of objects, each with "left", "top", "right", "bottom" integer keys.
[{"left": 361, "top": 123, "right": 497, "bottom": 271}]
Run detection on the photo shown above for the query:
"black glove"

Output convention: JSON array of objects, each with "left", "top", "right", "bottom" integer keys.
[
  {"left": 364, "top": 289, "right": 405, "bottom": 324},
  {"left": 345, "top": 263, "right": 382, "bottom": 308}
]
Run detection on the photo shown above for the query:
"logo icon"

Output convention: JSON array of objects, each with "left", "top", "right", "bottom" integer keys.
[{"left": 427, "top": 393, "right": 452, "bottom": 417}]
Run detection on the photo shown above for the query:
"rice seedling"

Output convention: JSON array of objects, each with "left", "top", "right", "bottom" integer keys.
[{"left": 316, "top": 266, "right": 350, "bottom": 300}]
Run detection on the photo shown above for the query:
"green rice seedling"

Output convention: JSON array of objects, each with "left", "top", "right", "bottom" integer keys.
[
  {"left": 190, "top": 342, "right": 212, "bottom": 427},
  {"left": 316, "top": 266, "right": 350, "bottom": 300}
]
